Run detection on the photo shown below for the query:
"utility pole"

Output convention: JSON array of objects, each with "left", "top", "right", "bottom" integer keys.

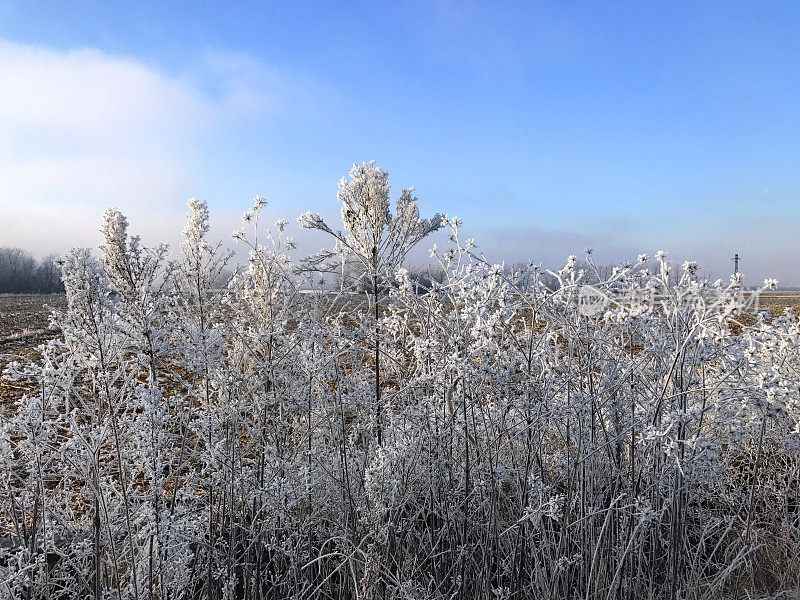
[{"left": 732, "top": 253, "right": 740, "bottom": 274}]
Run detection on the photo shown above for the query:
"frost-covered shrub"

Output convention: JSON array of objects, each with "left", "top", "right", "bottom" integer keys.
[{"left": 2, "top": 165, "right": 800, "bottom": 599}]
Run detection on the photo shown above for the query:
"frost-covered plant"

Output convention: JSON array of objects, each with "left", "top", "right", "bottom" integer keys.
[
  {"left": 298, "top": 161, "right": 443, "bottom": 294},
  {"left": 2, "top": 168, "right": 800, "bottom": 600},
  {"left": 299, "top": 161, "right": 443, "bottom": 447}
]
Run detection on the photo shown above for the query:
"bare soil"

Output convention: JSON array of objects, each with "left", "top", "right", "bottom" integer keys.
[
  {"left": 0, "top": 294, "right": 66, "bottom": 406},
  {"left": 757, "top": 292, "right": 800, "bottom": 317}
]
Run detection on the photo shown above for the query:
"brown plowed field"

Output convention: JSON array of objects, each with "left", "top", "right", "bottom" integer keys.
[{"left": 0, "top": 294, "right": 66, "bottom": 407}]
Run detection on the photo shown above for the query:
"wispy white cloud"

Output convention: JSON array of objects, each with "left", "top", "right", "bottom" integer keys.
[
  {"left": 0, "top": 41, "right": 210, "bottom": 142},
  {"left": 203, "top": 49, "right": 336, "bottom": 120},
  {"left": 0, "top": 39, "right": 329, "bottom": 255}
]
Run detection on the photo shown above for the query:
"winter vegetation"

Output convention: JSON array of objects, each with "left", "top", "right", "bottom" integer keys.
[{"left": 2, "top": 162, "right": 800, "bottom": 599}]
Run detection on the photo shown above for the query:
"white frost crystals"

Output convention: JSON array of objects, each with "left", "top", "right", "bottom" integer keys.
[{"left": 1, "top": 165, "right": 799, "bottom": 599}]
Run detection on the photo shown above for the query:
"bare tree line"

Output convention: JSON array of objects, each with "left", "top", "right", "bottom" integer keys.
[{"left": 0, "top": 247, "right": 64, "bottom": 293}]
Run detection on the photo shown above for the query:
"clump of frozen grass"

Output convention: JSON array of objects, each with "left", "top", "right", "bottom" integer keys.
[{"left": 1, "top": 167, "right": 799, "bottom": 599}]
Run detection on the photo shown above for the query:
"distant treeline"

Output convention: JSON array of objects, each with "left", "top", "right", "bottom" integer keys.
[{"left": 0, "top": 247, "right": 64, "bottom": 293}]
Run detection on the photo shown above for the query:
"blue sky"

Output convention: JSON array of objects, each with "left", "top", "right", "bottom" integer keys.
[{"left": 1, "top": 1, "right": 799, "bottom": 283}]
